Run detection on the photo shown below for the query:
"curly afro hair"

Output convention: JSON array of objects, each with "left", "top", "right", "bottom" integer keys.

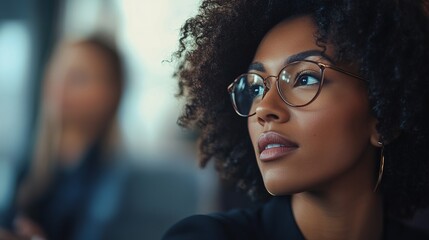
[{"left": 174, "top": 0, "right": 429, "bottom": 219}]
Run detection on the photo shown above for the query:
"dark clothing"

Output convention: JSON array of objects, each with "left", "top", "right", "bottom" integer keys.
[
  {"left": 12, "top": 144, "right": 129, "bottom": 240},
  {"left": 163, "top": 196, "right": 429, "bottom": 240},
  {"left": 1, "top": 148, "right": 202, "bottom": 240},
  {"left": 27, "top": 146, "right": 106, "bottom": 240}
]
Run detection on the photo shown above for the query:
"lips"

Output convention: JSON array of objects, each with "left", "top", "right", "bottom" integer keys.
[{"left": 258, "top": 132, "right": 298, "bottom": 161}]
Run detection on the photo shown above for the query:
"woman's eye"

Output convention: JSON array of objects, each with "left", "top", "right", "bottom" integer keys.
[
  {"left": 294, "top": 73, "right": 320, "bottom": 87},
  {"left": 249, "top": 84, "right": 264, "bottom": 97}
]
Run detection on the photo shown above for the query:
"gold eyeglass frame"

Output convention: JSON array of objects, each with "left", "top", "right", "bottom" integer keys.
[{"left": 227, "top": 59, "right": 366, "bottom": 117}]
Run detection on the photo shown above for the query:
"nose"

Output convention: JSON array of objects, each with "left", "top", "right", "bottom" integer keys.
[{"left": 255, "top": 77, "right": 290, "bottom": 125}]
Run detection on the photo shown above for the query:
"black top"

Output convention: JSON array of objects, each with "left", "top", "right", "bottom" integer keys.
[{"left": 162, "top": 196, "right": 429, "bottom": 240}]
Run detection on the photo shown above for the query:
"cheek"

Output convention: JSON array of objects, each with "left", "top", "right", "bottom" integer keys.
[
  {"left": 299, "top": 107, "right": 371, "bottom": 165},
  {"left": 291, "top": 102, "right": 373, "bottom": 189},
  {"left": 304, "top": 92, "right": 372, "bottom": 155},
  {"left": 248, "top": 93, "right": 375, "bottom": 194},
  {"left": 44, "top": 83, "right": 62, "bottom": 109},
  {"left": 82, "top": 88, "right": 117, "bottom": 115}
]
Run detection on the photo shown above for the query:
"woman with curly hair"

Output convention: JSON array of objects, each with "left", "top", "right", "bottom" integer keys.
[{"left": 163, "top": 0, "right": 429, "bottom": 239}]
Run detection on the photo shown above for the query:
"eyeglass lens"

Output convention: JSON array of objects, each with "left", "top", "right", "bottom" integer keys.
[{"left": 230, "top": 61, "right": 323, "bottom": 116}]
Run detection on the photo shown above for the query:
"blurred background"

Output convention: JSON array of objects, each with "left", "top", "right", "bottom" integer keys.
[{"left": 0, "top": 0, "right": 238, "bottom": 239}]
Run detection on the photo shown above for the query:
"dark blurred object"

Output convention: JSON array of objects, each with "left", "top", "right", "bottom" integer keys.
[
  {"left": 407, "top": 207, "right": 429, "bottom": 235},
  {"left": 102, "top": 160, "right": 200, "bottom": 240}
]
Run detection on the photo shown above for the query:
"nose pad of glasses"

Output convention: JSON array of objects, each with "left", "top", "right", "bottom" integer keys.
[{"left": 262, "top": 75, "right": 278, "bottom": 98}]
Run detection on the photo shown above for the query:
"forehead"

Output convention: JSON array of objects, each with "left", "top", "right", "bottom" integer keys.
[
  {"left": 253, "top": 15, "right": 328, "bottom": 67},
  {"left": 53, "top": 44, "right": 111, "bottom": 71}
]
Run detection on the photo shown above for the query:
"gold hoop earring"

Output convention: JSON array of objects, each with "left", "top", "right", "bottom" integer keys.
[
  {"left": 266, "top": 189, "right": 276, "bottom": 196},
  {"left": 373, "top": 142, "right": 384, "bottom": 192}
]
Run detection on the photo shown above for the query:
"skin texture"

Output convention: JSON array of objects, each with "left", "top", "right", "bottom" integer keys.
[{"left": 247, "top": 16, "right": 383, "bottom": 239}]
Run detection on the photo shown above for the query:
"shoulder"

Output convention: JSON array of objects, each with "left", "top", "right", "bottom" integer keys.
[
  {"left": 162, "top": 209, "right": 262, "bottom": 240},
  {"left": 162, "top": 196, "right": 299, "bottom": 240}
]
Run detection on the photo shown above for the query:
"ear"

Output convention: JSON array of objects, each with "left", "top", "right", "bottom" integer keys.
[{"left": 369, "top": 117, "right": 382, "bottom": 147}]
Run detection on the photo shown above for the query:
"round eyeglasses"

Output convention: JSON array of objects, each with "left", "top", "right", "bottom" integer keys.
[{"left": 227, "top": 59, "right": 366, "bottom": 117}]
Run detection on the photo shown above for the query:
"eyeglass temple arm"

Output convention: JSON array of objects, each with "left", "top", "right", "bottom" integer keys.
[{"left": 319, "top": 63, "right": 366, "bottom": 82}]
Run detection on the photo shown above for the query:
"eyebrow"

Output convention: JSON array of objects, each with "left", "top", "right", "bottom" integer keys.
[
  {"left": 248, "top": 62, "right": 266, "bottom": 72},
  {"left": 248, "top": 50, "right": 335, "bottom": 72},
  {"left": 287, "top": 50, "right": 335, "bottom": 64}
]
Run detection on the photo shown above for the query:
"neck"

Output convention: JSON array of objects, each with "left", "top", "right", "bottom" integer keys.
[
  {"left": 292, "top": 190, "right": 383, "bottom": 240},
  {"left": 292, "top": 145, "right": 383, "bottom": 240},
  {"left": 291, "top": 152, "right": 383, "bottom": 240}
]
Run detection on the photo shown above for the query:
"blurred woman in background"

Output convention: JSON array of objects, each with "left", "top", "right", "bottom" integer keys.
[{"left": 1, "top": 36, "right": 126, "bottom": 240}]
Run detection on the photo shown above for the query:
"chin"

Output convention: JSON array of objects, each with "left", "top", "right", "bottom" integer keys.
[{"left": 263, "top": 176, "right": 306, "bottom": 196}]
